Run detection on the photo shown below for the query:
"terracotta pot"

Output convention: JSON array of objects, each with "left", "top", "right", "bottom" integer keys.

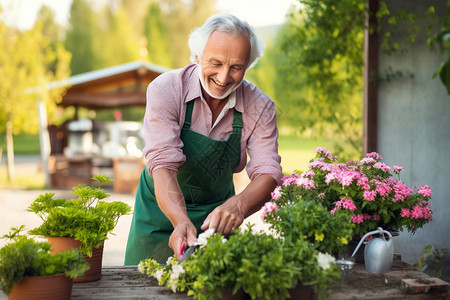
[
  {"left": 252, "top": 283, "right": 313, "bottom": 300},
  {"left": 9, "top": 273, "right": 72, "bottom": 300},
  {"left": 288, "top": 283, "right": 313, "bottom": 299},
  {"left": 47, "top": 237, "right": 104, "bottom": 282},
  {"left": 214, "top": 289, "right": 245, "bottom": 300}
]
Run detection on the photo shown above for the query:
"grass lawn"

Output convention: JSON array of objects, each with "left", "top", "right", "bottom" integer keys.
[
  {"left": 0, "top": 134, "right": 41, "bottom": 154},
  {"left": 278, "top": 135, "right": 333, "bottom": 175}
]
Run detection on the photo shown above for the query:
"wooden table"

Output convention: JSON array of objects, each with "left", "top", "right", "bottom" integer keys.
[
  {"left": 1, "top": 259, "right": 447, "bottom": 299},
  {"left": 71, "top": 259, "right": 449, "bottom": 300}
]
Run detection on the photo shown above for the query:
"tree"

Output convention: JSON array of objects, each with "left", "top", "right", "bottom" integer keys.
[
  {"left": 161, "top": 0, "right": 217, "bottom": 68},
  {"left": 97, "top": 4, "right": 142, "bottom": 67},
  {"left": 143, "top": 2, "right": 172, "bottom": 67},
  {"left": 275, "top": 1, "right": 367, "bottom": 161},
  {"left": 0, "top": 19, "right": 70, "bottom": 182},
  {"left": 65, "top": 0, "right": 99, "bottom": 74}
]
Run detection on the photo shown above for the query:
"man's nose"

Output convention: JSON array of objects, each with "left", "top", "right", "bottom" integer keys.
[{"left": 217, "top": 67, "right": 230, "bottom": 84}]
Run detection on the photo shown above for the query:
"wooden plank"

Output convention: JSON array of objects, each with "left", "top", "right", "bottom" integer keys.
[{"left": 401, "top": 278, "right": 450, "bottom": 294}]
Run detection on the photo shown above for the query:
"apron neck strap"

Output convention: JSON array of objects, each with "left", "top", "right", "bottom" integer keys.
[{"left": 182, "top": 100, "right": 242, "bottom": 133}]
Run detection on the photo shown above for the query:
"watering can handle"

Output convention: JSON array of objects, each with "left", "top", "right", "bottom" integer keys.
[{"left": 351, "top": 227, "right": 392, "bottom": 258}]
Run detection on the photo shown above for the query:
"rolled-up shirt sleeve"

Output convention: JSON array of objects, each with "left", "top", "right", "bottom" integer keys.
[
  {"left": 244, "top": 97, "right": 283, "bottom": 185},
  {"left": 142, "top": 73, "right": 186, "bottom": 177}
]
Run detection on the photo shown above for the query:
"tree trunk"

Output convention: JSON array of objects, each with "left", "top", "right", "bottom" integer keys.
[{"left": 6, "top": 119, "right": 15, "bottom": 183}]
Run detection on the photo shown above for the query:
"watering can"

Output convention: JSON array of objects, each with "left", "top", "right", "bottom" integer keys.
[{"left": 351, "top": 227, "right": 394, "bottom": 274}]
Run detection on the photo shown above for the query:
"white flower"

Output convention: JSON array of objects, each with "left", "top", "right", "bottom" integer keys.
[
  {"left": 197, "top": 228, "right": 215, "bottom": 245},
  {"left": 171, "top": 264, "right": 185, "bottom": 278},
  {"left": 166, "top": 256, "right": 173, "bottom": 265},
  {"left": 154, "top": 269, "right": 164, "bottom": 282},
  {"left": 222, "top": 238, "right": 227, "bottom": 243},
  {"left": 137, "top": 261, "right": 146, "bottom": 274},
  {"left": 168, "top": 264, "right": 185, "bottom": 293},
  {"left": 317, "top": 252, "right": 336, "bottom": 270}
]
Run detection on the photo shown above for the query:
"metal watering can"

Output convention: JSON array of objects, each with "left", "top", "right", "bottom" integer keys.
[{"left": 351, "top": 227, "right": 394, "bottom": 274}]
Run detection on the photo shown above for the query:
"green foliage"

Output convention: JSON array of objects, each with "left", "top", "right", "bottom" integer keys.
[
  {"left": 0, "top": 226, "right": 89, "bottom": 295},
  {"left": 28, "top": 175, "right": 132, "bottom": 257},
  {"left": 413, "top": 245, "right": 449, "bottom": 279},
  {"left": 275, "top": 1, "right": 365, "bottom": 161},
  {"left": 265, "top": 199, "right": 354, "bottom": 255},
  {"left": 143, "top": 3, "right": 173, "bottom": 67},
  {"left": 139, "top": 226, "right": 340, "bottom": 300}
]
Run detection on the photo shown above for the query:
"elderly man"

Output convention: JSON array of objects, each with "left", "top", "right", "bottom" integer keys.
[{"left": 125, "top": 13, "right": 282, "bottom": 264}]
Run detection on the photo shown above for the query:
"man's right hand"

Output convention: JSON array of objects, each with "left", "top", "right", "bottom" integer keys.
[{"left": 169, "top": 220, "right": 198, "bottom": 260}]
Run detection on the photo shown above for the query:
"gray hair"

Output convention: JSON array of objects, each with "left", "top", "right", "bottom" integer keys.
[{"left": 188, "top": 14, "right": 265, "bottom": 69}]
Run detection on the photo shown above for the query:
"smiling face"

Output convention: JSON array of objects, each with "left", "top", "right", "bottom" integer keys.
[{"left": 197, "top": 30, "right": 251, "bottom": 101}]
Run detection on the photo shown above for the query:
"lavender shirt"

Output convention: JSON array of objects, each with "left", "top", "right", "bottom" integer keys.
[{"left": 143, "top": 64, "right": 283, "bottom": 185}]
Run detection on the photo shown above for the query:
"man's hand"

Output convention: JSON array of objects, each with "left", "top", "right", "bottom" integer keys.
[
  {"left": 169, "top": 220, "right": 198, "bottom": 260},
  {"left": 201, "top": 175, "right": 277, "bottom": 235},
  {"left": 200, "top": 196, "right": 245, "bottom": 236}
]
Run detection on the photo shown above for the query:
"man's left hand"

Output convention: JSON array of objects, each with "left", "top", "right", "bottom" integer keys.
[{"left": 200, "top": 196, "right": 244, "bottom": 236}]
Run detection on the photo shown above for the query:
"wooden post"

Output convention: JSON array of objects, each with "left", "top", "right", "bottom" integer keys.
[
  {"left": 38, "top": 98, "right": 51, "bottom": 187},
  {"left": 363, "top": 0, "right": 379, "bottom": 155}
]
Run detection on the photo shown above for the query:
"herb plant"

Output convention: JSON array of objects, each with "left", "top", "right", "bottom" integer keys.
[
  {"left": 139, "top": 226, "right": 340, "bottom": 300},
  {"left": 28, "top": 175, "right": 132, "bottom": 257},
  {"left": 0, "top": 226, "right": 89, "bottom": 295},
  {"left": 263, "top": 199, "right": 354, "bottom": 255}
]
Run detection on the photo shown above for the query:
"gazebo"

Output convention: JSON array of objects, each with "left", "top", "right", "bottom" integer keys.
[{"left": 44, "top": 61, "right": 170, "bottom": 193}]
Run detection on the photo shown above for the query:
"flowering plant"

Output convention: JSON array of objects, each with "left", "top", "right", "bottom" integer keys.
[
  {"left": 139, "top": 226, "right": 340, "bottom": 300},
  {"left": 263, "top": 147, "right": 433, "bottom": 240}
]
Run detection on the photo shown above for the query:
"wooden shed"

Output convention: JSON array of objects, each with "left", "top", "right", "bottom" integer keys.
[{"left": 47, "top": 61, "right": 170, "bottom": 193}]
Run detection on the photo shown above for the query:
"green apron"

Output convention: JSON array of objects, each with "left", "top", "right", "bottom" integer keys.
[{"left": 124, "top": 100, "right": 242, "bottom": 264}]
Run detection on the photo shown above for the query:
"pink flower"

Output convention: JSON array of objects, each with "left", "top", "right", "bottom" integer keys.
[
  {"left": 318, "top": 193, "right": 325, "bottom": 198},
  {"left": 392, "top": 181, "right": 411, "bottom": 202},
  {"left": 418, "top": 185, "right": 432, "bottom": 198},
  {"left": 261, "top": 201, "right": 278, "bottom": 221},
  {"left": 341, "top": 198, "right": 357, "bottom": 211},
  {"left": 295, "top": 176, "right": 316, "bottom": 190},
  {"left": 374, "top": 181, "right": 392, "bottom": 197},
  {"left": 315, "top": 147, "right": 335, "bottom": 160},
  {"left": 360, "top": 157, "right": 376, "bottom": 165},
  {"left": 271, "top": 186, "right": 283, "bottom": 201},
  {"left": 372, "top": 215, "right": 381, "bottom": 221},
  {"left": 393, "top": 165, "right": 404, "bottom": 173},
  {"left": 363, "top": 190, "right": 376, "bottom": 201},
  {"left": 351, "top": 214, "right": 365, "bottom": 224},
  {"left": 365, "top": 152, "right": 383, "bottom": 161},
  {"left": 282, "top": 173, "right": 299, "bottom": 186},
  {"left": 373, "top": 162, "right": 392, "bottom": 172},
  {"left": 338, "top": 171, "right": 361, "bottom": 186},
  {"left": 400, "top": 208, "right": 410, "bottom": 217}
]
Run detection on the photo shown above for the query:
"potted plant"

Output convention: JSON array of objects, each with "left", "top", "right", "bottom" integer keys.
[
  {"left": 0, "top": 226, "right": 88, "bottom": 299},
  {"left": 261, "top": 197, "right": 354, "bottom": 256},
  {"left": 278, "top": 147, "right": 433, "bottom": 240},
  {"left": 28, "top": 174, "right": 132, "bottom": 282},
  {"left": 138, "top": 226, "right": 340, "bottom": 300}
]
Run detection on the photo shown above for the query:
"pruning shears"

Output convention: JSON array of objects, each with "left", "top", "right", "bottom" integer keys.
[{"left": 179, "top": 242, "right": 200, "bottom": 263}]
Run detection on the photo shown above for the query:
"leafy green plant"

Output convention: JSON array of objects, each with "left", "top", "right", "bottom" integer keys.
[
  {"left": 0, "top": 226, "right": 89, "bottom": 295},
  {"left": 263, "top": 199, "right": 354, "bottom": 255},
  {"left": 28, "top": 174, "right": 132, "bottom": 257},
  {"left": 139, "top": 226, "right": 340, "bottom": 300},
  {"left": 413, "top": 245, "right": 449, "bottom": 279}
]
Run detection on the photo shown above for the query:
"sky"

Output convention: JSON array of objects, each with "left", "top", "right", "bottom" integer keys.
[{"left": 1, "top": 0, "right": 299, "bottom": 31}]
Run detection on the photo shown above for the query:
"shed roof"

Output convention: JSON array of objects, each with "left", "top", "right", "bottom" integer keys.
[{"left": 52, "top": 61, "right": 171, "bottom": 110}]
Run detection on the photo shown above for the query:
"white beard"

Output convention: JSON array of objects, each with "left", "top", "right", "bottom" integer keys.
[{"left": 197, "top": 64, "right": 242, "bottom": 100}]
